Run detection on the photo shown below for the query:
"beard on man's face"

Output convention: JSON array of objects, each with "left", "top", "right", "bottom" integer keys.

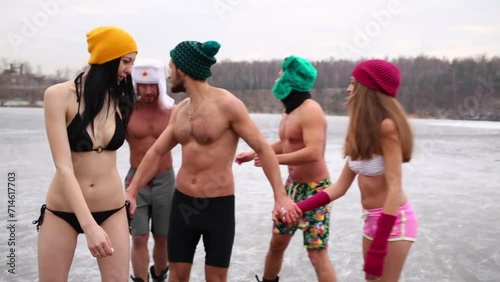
[
  {"left": 171, "top": 80, "right": 186, "bottom": 93},
  {"left": 140, "top": 93, "right": 158, "bottom": 103}
]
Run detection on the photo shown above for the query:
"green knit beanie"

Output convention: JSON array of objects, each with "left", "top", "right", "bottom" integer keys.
[
  {"left": 170, "top": 40, "right": 221, "bottom": 80},
  {"left": 272, "top": 55, "right": 318, "bottom": 99}
]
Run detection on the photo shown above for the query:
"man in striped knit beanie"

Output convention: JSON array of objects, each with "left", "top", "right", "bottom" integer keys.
[{"left": 125, "top": 41, "right": 301, "bottom": 282}]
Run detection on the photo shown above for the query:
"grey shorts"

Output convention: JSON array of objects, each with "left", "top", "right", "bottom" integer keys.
[{"left": 125, "top": 168, "right": 175, "bottom": 237}]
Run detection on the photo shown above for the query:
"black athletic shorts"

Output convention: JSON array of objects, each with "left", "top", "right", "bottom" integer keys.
[{"left": 168, "top": 189, "right": 235, "bottom": 268}]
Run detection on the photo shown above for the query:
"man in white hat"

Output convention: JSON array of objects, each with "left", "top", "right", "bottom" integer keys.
[{"left": 125, "top": 58, "right": 176, "bottom": 282}]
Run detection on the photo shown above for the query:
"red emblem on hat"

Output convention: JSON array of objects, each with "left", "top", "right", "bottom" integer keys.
[{"left": 142, "top": 71, "right": 148, "bottom": 77}]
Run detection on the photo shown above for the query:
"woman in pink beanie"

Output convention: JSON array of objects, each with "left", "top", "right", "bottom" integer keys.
[{"left": 288, "top": 59, "right": 418, "bottom": 282}]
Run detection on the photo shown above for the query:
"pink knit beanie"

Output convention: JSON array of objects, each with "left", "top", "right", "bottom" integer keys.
[{"left": 352, "top": 59, "right": 401, "bottom": 97}]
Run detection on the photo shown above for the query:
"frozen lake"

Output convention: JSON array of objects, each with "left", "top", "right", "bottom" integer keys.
[{"left": 0, "top": 107, "right": 499, "bottom": 282}]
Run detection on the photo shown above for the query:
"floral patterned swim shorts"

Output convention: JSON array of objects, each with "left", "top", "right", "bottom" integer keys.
[{"left": 273, "top": 178, "right": 332, "bottom": 249}]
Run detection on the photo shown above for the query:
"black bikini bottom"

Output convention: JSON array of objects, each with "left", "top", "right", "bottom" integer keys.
[{"left": 33, "top": 201, "right": 131, "bottom": 234}]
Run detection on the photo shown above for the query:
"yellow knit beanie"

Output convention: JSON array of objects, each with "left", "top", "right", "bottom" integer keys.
[{"left": 86, "top": 26, "right": 138, "bottom": 65}]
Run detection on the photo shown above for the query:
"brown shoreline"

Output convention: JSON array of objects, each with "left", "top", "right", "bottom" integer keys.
[{"left": 1, "top": 100, "right": 499, "bottom": 122}]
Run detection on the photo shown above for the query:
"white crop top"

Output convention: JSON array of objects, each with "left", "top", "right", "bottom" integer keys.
[{"left": 347, "top": 154, "right": 385, "bottom": 176}]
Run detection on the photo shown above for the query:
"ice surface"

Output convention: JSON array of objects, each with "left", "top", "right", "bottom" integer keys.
[{"left": 0, "top": 108, "right": 499, "bottom": 281}]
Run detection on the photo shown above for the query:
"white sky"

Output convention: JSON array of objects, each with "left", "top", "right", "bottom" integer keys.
[{"left": 1, "top": 0, "right": 499, "bottom": 75}]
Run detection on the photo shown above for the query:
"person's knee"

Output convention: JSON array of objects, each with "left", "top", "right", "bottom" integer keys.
[
  {"left": 169, "top": 275, "right": 189, "bottom": 282},
  {"left": 205, "top": 265, "right": 228, "bottom": 281},
  {"left": 132, "top": 233, "right": 149, "bottom": 247},
  {"left": 307, "top": 248, "right": 328, "bottom": 266},
  {"left": 169, "top": 270, "right": 190, "bottom": 282},
  {"left": 269, "top": 235, "right": 290, "bottom": 254},
  {"left": 152, "top": 234, "right": 167, "bottom": 247},
  {"left": 107, "top": 270, "right": 129, "bottom": 282},
  {"left": 99, "top": 260, "right": 129, "bottom": 281}
]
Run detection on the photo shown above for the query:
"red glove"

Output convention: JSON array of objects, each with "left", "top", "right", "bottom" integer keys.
[
  {"left": 364, "top": 213, "right": 397, "bottom": 277},
  {"left": 296, "top": 191, "right": 331, "bottom": 212}
]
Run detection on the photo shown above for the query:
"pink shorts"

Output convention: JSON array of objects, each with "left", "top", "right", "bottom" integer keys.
[{"left": 362, "top": 202, "right": 418, "bottom": 242}]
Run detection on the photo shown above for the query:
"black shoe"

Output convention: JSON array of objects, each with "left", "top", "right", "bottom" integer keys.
[
  {"left": 150, "top": 265, "right": 169, "bottom": 282},
  {"left": 130, "top": 275, "right": 146, "bottom": 282},
  {"left": 255, "top": 275, "right": 279, "bottom": 282}
]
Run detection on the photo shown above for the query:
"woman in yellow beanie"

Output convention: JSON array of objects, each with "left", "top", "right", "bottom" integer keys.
[{"left": 33, "top": 26, "right": 138, "bottom": 281}]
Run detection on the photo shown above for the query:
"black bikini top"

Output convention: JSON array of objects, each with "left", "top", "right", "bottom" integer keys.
[{"left": 67, "top": 73, "right": 126, "bottom": 153}]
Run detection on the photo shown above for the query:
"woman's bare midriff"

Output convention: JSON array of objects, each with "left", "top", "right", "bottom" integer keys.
[
  {"left": 359, "top": 174, "right": 407, "bottom": 210},
  {"left": 45, "top": 151, "right": 125, "bottom": 211}
]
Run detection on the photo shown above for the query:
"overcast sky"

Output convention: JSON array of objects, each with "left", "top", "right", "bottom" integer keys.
[{"left": 1, "top": 0, "right": 499, "bottom": 75}]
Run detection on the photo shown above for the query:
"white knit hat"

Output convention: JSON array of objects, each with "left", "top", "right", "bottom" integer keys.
[{"left": 132, "top": 58, "right": 175, "bottom": 109}]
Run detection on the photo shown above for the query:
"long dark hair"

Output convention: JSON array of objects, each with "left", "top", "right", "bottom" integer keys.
[
  {"left": 343, "top": 82, "right": 413, "bottom": 162},
  {"left": 76, "top": 57, "right": 136, "bottom": 134}
]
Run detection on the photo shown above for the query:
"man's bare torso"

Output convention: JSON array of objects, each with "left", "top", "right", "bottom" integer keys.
[
  {"left": 127, "top": 102, "right": 173, "bottom": 173},
  {"left": 173, "top": 89, "right": 239, "bottom": 198},
  {"left": 279, "top": 100, "right": 330, "bottom": 182}
]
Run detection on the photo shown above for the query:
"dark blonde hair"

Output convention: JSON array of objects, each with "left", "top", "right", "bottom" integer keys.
[{"left": 344, "top": 82, "right": 413, "bottom": 162}]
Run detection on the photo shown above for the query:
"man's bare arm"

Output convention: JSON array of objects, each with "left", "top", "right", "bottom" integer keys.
[
  {"left": 227, "top": 99, "right": 284, "bottom": 198},
  {"left": 225, "top": 96, "right": 301, "bottom": 223},
  {"left": 270, "top": 140, "right": 283, "bottom": 155},
  {"left": 126, "top": 101, "right": 183, "bottom": 197},
  {"left": 277, "top": 102, "right": 326, "bottom": 165}
]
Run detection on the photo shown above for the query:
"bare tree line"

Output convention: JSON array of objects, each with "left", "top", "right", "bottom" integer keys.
[
  {"left": 202, "top": 55, "right": 500, "bottom": 120},
  {"left": 1, "top": 55, "right": 499, "bottom": 121}
]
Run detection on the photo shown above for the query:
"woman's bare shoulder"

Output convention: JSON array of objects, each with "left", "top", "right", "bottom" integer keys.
[
  {"left": 380, "top": 118, "right": 397, "bottom": 134},
  {"left": 44, "top": 80, "right": 75, "bottom": 104}
]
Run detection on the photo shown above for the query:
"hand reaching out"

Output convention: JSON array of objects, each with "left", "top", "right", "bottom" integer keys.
[
  {"left": 235, "top": 151, "right": 256, "bottom": 165},
  {"left": 254, "top": 155, "right": 262, "bottom": 167}
]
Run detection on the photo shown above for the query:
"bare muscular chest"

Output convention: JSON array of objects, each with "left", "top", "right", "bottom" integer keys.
[
  {"left": 279, "top": 113, "right": 303, "bottom": 143},
  {"left": 128, "top": 108, "right": 171, "bottom": 139},
  {"left": 174, "top": 106, "right": 229, "bottom": 145}
]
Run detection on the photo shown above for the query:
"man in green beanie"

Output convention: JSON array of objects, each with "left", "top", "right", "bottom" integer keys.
[
  {"left": 236, "top": 56, "right": 337, "bottom": 282},
  {"left": 125, "top": 40, "right": 302, "bottom": 282}
]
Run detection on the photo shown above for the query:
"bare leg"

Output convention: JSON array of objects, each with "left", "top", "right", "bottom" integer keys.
[
  {"left": 262, "top": 234, "right": 293, "bottom": 280},
  {"left": 205, "top": 265, "right": 228, "bottom": 282},
  {"left": 168, "top": 262, "right": 192, "bottom": 282},
  {"left": 307, "top": 248, "right": 336, "bottom": 282},
  {"left": 38, "top": 211, "right": 78, "bottom": 282},
  {"left": 152, "top": 234, "right": 169, "bottom": 275},
  {"left": 96, "top": 208, "right": 130, "bottom": 282},
  {"left": 131, "top": 233, "right": 150, "bottom": 281},
  {"left": 362, "top": 237, "right": 413, "bottom": 282}
]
